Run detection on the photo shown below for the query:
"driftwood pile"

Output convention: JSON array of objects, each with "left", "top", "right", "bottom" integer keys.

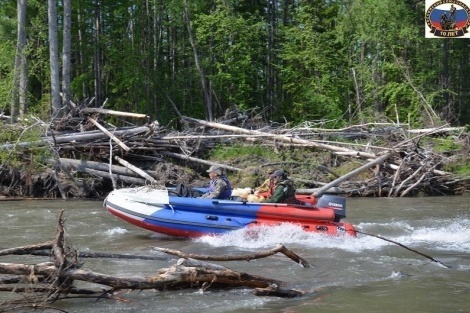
[
  {"left": 0, "top": 107, "right": 469, "bottom": 199},
  {"left": 0, "top": 211, "right": 309, "bottom": 311}
]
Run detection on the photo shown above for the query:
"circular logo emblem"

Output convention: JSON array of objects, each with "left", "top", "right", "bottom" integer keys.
[{"left": 425, "top": 0, "right": 470, "bottom": 37}]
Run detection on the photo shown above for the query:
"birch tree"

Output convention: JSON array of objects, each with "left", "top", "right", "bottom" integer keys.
[
  {"left": 48, "top": 0, "right": 62, "bottom": 120},
  {"left": 61, "top": 0, "right": 72, "bottom": 112},
  {"left": 93, "top": 0, "right": 102, "bottom": 107},
  {"left": 11, "top": 0, "right": 28, "bottom": 123}
]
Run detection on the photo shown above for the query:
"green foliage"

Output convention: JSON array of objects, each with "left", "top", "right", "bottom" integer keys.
[
  {"left": 335, "top": 160, "right": 373, "bottom": 181},
  {"left": 0, "top": 0, "right": 16, "bottom": 113},
  {"left": 193, "top": 0, "right": 265, "bottom": 111},
  {"left": 335, "top": 0, "right": 442, "bottom": 125},
  {"left": 209, "top": 143, "right": 278, "bottom": 161},
  {"left": 279, "top": 0, "right": 345, "bottom": 123},
  {"left": 28, "top": 94, "right": 51, "bottom": 121},
  {"left": 443, "top": 158, "right": 470, "bottom": 175},
  {"left": 427, "top": 137, "right": 462, "bottom": 153},
  {"left": 0, "top": 122, "right": 50, "bottom": 171},
  {"left": 1, "top": 0, "right": 469, "bottom": 128},
  {"left": 0, "top": 42, "right": 14, "bottom": 113},
  {"left": 0, "top": 0, "right": 16, "bottom": 39}
]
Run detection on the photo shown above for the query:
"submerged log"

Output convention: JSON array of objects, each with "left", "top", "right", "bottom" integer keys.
[{"left": 154, "top": 243, "right": 311, "bottom": 268}]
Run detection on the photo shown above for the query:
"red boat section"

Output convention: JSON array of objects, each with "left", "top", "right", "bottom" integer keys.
[
  {"left": 249, "top": 218, "right": 356, "bottom": 236},
  {"left": 295, "top": 194, "right": 318, "bottom": 205},
  {"left": 253, "top": 204, "right": 355, "bottom": 236},
  {"left": 256, "top": 204, "right": 335, "bottom": 222}
]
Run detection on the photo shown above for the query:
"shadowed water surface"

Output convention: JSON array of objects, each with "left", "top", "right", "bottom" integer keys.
[{"left": 1, "top": 195, "right": 469, "bottom": 313}]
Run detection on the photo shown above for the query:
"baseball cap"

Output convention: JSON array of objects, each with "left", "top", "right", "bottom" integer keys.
[{"left": 206, "top": 165, "right": 222, "bottom": 175}]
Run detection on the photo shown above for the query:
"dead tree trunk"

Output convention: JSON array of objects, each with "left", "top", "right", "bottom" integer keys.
[{"left": 312, "top": 151, "right": 398, "bottom": 197}]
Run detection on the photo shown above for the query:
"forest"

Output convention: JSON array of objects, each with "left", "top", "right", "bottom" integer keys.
[
  {"left": 0, "top": 0, "right": 469, "bottom": 200},
  {"left": 1, "top": 0, "right": 470, "bottom": 127}
]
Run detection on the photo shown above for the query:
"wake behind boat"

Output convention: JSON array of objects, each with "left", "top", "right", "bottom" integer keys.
[{"left": 104, "top": 186, "right": 357, "bottom": 237}]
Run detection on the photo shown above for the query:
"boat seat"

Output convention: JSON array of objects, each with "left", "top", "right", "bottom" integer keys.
[{"left": 168, "top": 190, "right": 181, "bottom": 197}]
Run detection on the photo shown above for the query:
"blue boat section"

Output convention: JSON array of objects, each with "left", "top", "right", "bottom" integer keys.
[
  {"left": 146, "top": 196, "right": 260, "bottom": 234},
  {"left": 105, "top": 195, "right": 262, "bottom": 235}
]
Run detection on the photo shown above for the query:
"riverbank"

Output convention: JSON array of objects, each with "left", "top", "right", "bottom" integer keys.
[{"left": 1, "top": 110, "right": 469, "bottom": 199}]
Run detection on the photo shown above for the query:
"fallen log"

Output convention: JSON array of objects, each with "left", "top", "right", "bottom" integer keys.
[
  {"left": 88, "top": 117, "right": 131, "bottom": 151},
  {"left": 74, "top": 167, "right": 147, "bottom": 185},
  {"left": 182, "top": 116, "right": 377, "bottom": 159},
  {"left": 0, "top": 126, "right": 150, "bottom": 150},
  {"left": 163, "top": 151, "right": 243, "bottom": 172},
  {"left": 154, "top": 243, "right": 311, "bottom": 268},
  {"left": 400, "top": 163, "right": 439, "bottom": 197},
  {"left": 5, "top": 249, "right": 174, "bottom": 261},
  {"left": 0, "top": 260, "right": 284, "bottom": 290},
  {"left": 312, "top": 151, "right": 398, "bottom": 197},
  {"left": 0, "top": 242, "right": 54, "bottom": 256},
  {"left": 0, "top": 211, "right": 309, "bottom": 311},
  {"left": 56, "top": 157, "right": 159, "bottom": 178},
  {"left": 81, "top": 107, "right": 149, "bottom": 119},
  {"left": 114, "top": 155, "right": 158, "bottom": 184}
]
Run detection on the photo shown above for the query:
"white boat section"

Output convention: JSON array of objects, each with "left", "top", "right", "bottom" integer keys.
[{"left": 105, "top": 187, "right": 170, "bottom": 216}]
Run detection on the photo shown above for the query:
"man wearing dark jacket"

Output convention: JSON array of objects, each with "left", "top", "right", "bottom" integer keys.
[{"left": 265, "top": 170, "right": 299, "bottom": 204}]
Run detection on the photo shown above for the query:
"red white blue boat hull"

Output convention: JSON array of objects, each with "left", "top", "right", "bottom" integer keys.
[{"left": 104, "top": 187, "right": 356, "bottom": 237}]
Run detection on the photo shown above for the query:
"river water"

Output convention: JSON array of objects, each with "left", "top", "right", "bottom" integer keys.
[{"left": 1, "top": 194, "right": 469, "bottom": 313}]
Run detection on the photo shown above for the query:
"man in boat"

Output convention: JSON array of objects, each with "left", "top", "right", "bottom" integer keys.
[
  {"left": 199, "top": 165, "right": 232, "bottom": 199},
  {"left": 265, "top": 169, "right": 300, "bottom": 204}
]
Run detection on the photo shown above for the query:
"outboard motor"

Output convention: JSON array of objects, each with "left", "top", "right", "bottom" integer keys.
[{"left": 317, "top": 194, "right": 347, "bottom": 222}]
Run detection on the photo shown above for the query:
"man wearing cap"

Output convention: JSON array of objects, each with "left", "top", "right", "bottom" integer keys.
[
  {"left": 199, "top": 165, "right": 232, "bottom": 199},
  {"left": 265, "top": 169, "right": 299, "bottom": 204}
]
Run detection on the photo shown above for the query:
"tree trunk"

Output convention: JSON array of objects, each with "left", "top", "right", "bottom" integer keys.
[
  {"left": 183, "top": 0, "right": 213, "bottom": 121},
  {"left": 93, "top": 0, "right": 102, "bottom": 106},
  {"left": 61, "top": 0, "right": 72, "bottom": 113},
  {"left": 312, "top": 151, "right": 397, "bottom": 197},
  {"left": 182, "top": 116, "right": 377, "bottom": 159},
  {"left": 48, "top": 0, "right": 62, "bottom": 121},
  {"left": 11, "top": 0, "right": 28, "bottom": 123}
]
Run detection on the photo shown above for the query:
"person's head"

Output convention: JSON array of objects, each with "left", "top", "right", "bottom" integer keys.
[
  {"left": 270, "top": 169, "right": 286, "bottom": 181},
  {"left": 266, "top": 167, "right": 275, "bottom": 177},
  {"left": 206, "top": 165, "right": 222, "bottom": 179}
]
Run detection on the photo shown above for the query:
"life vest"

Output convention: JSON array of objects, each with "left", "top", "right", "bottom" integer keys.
[
  {"left": 208, "top": 175, "right": 232, "bottom": 199},
  {"left": 273, "top": 179, "right": 300, "bottom": 204}
]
